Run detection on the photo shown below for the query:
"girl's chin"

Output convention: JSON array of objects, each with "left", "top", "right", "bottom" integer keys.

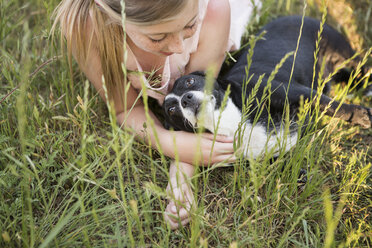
[{"left": 160, "top": 51, "right": 174, "bottom": 57}]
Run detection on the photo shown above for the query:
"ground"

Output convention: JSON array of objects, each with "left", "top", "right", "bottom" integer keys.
[{"left": 0, "top": 0, "right": 371, "bottom": 247}]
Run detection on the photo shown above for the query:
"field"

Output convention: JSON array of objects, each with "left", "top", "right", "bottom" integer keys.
[{"left": 0, "top": 0, "right": 371, "bottom": 247}]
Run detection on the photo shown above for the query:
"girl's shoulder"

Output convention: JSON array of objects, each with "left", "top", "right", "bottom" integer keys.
[
  {"left": 198, "top": 0, "right": 230, "bottom": 44},
  {"left": 203, "top": 0, "right": 230, "bottom": 25}
]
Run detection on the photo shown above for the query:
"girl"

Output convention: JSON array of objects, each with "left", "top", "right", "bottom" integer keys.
[{"left": 53, "top": 0, "right": 261, "bottom": 229}]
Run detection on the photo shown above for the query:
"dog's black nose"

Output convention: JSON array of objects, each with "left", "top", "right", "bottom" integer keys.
[{"left": 181, "top": 93, "right": 194, "bottom": 108}]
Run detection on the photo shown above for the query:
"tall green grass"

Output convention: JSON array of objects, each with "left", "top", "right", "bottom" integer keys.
[{"left": 0, "top": 0, "right": 371, "bottom": 247}]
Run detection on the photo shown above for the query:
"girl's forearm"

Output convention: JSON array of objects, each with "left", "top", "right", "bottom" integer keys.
[
  {"left": 116, "top": 103, "right": 176, "bottom": 158},
  {"left": 169, "top": 161, "right": 195, "bottom": 179},
  {"left": 115, "top": 102, "right": 235, "bottom": 166}
]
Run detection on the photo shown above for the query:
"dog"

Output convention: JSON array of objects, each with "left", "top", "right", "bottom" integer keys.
[{"left": 163, "top": 16, "right": 372, "bottom": 159}]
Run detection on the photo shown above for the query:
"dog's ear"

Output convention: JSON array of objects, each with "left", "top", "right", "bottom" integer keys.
[
  {"left": 163, "top": 120, "right": 171, "bottom": 130},
  {"left": 190, "top": 71, "right": 206, "bottom": 77},
  {"left": 163, "top": 120, "right": 180, "bottom": 131}
]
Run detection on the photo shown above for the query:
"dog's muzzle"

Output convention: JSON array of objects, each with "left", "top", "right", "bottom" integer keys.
[{"left": 181, "top": 92, "right": 201, "bottom": 114}]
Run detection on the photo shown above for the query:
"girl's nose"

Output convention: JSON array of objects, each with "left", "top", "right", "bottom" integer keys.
[{"left": 167, "top": 33, "right": 185, "bottom": 54}]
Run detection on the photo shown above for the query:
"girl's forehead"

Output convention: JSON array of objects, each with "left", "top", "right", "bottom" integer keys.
[{"left": 129, "top": 0, "right": 199, "bottom": 35}]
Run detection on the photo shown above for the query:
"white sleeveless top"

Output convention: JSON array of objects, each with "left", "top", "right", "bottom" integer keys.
[{"left": 127, "top": 0, "right": 261, "bottom": 104}]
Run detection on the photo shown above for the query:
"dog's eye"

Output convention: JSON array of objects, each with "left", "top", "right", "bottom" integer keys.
[
  {"left": 168, "top": 106, "right": 176, "bottom": 116},
  {"left": 186, "top": 78, "right": 195, "bottom": 87}
]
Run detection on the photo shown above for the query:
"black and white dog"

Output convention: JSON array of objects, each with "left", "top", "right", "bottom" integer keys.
[{"left": 163, "top": 16, "right": 372, "bottom": 158}]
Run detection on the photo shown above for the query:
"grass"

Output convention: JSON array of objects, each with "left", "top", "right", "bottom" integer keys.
[{"left": 0, "top": 0, "right": 371, "bottom": 247}]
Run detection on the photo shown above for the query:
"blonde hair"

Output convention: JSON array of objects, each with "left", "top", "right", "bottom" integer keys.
[{"left": 52, "top": 0, "right": 190, "bottom": 102}]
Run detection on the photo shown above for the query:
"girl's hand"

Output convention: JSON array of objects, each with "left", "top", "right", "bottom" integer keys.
[
  {"left": 164, "top": 161, "right": 195, "bottom": 229},
  {"left": 165, "top": 131, "right": 236, "bottom": 166},
  {"left": 164, "top": 179, "right": 194, "bottom": 229}
]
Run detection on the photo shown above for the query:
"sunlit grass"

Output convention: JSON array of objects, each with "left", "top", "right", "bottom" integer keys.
[{"left": 0, "top": 0, "right": 371, "bottom": 247}]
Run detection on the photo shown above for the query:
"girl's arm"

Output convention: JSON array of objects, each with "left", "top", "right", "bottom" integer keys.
[
  {"left": 78, "top": 32, "right": 234, "bottom": 166},
  {"left": 186, "top": 0, "right": 231, "bottom": 76},
  {"left": 116, "top": 107, "right": 235, "bottom": 165},
  {"left": 75, "top": 9, "right": 235, "bottom": 166}
]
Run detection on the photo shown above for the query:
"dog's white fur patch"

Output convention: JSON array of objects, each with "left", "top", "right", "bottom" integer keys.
[
  {"left": 240, "top": 123, "right": 298, "bottom": 158},
  {"left": 164, "top": 93, "right": 179, "bottom": 102},
  {"left": 207, "top": 99, "right": 241, "bottom": 136},
  {"left": 165, "top": 93, "right": 197, "bottom": 125},
  {"left": 365, "top": 89, "right": 372, "bottom": 97},
  {"left": 209, "top": 99, "right": 297, "bottom": 158},
  {"left": 177, "top": 92, "right": 298, "bottom": 159}
]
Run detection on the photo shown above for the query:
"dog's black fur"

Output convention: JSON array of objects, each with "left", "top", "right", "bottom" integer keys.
[{"left": 162, "top": 16, "right": 371, "bottom": 158}]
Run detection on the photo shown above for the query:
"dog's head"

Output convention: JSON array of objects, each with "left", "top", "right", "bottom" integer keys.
[{"left": 163, "top": 71, "right": 225, "bottom": 132}]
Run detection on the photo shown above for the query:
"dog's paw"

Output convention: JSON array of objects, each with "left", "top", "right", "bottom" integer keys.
[{"left": 350, "top": 106, "right": 372, "bottom": 128}]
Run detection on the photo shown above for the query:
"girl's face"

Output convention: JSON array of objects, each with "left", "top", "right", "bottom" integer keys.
[{"left": 125, "top": 0, "right": 199, "bottom": 57}]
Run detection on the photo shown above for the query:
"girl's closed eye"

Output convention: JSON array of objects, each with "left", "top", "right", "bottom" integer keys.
[
  {"left": 185, "top": 21, "right": 197, "bottom": 30},
  {"left": 149, "top": 35, "right": 167, "bottom": 43},
  {"left": 183, "top": 20, "right": 198, "bottom": 39}
]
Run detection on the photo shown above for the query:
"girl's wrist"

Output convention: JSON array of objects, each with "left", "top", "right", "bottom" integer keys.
[
  {"left": 170, "top": 161, "right": 195, "bottom": 178},
  {"left": 157, "top": 128, "right": 180, "bottom": 159}
]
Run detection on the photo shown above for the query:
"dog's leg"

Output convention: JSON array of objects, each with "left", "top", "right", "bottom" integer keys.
[
  {"left": 270, "top": 81, "right": 372, "bottom": 128},
  {"left": 319, "top": 24, "right": 372, "bottom": 95},
  {"left": 318, "top": 95, "right": 372, "bottom": 128},
  {"left": 330, "top": 64, "right": 372, "bottom": 96}
]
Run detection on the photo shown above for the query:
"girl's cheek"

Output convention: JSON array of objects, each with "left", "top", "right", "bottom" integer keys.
[
  {"left": 143, "top": 41, "right": 162, "bottom": 50},
  {"left": 130, "top": 34, "right": 162, "bottom": 51},
  {"left": 142, "top": 42, "right": 164, "bottom": 53}
]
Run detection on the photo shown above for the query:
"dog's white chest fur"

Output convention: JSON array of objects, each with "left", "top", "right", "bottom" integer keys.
[
  {"left": 204, "top": 99, "right": 298, "bottom": 159},
  {"left": 168, "top": 91, "right": 298, "bottom": 159}
]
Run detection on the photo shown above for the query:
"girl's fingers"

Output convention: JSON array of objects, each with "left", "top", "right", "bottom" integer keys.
[
  {"left": 210, "top": 154, "right": 237, "bottom": 164},
  {"left": 169, "top": 201, "right": 190, "bottom": 217},
  {"left": 202, "top": 133, "right": 234, "bottom": 143},
  {"left": 212, "top": 142, "right": 235, "bottom": 153},
  {"left": 164, "top": 211, "right": 180, "bottom": 229},
  {"left": 176, "top": 206, "right": 190, "bottom": 220},
  {"left": 164, "top": 196, "right": 193, "bottom": 229},
  {"left": 165, "top": 214, "right": 190, "bottom": 230},
  {"left": 165, "top": 213, "right": 190, "bottom": 229},
  {"left": 164, "top": 201, "right": 191, "bottom": 224},
  {"left": 165, "top": 183, "right": 194, "bottom": 224}
]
